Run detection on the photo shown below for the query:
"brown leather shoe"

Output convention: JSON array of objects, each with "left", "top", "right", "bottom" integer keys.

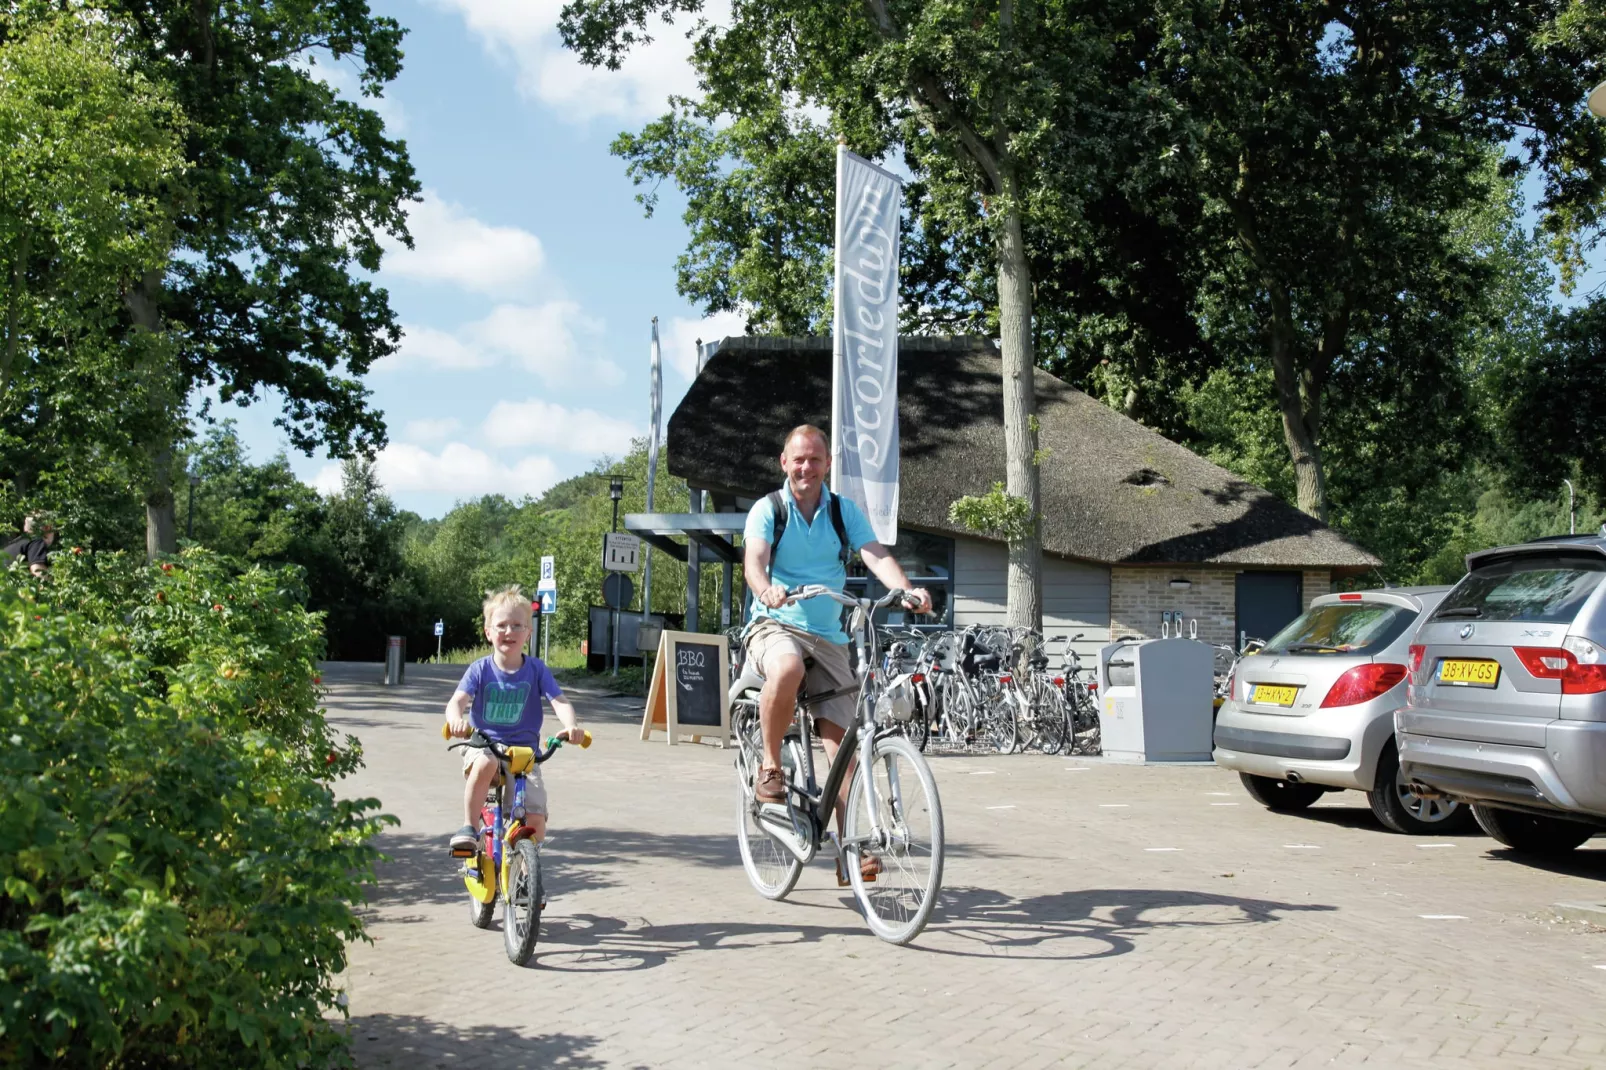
[
  {"left": 755, "top": 766, "right": 786, "bottom": 804},
  {"left": 836, "top": 852, "right": 882, "bottom": 887}
]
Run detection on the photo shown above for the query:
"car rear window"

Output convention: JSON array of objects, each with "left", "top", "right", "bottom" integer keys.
[
  {"left": 1433, "top": 555, "right": 1606, "bottom": 624},
  {"left": 1261, "top": 603, "right": 1418, "bottom": 657}
]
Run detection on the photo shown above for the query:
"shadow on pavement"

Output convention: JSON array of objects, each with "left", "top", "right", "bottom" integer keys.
[
  {"left": 1282, "top": 804, "right": 1484, "bottom": 837},
  {"left": 366, "top": 826, "right": 1015, "bottom": 911},
  {"left": 1481, "top": 843, "right": 1606, "bottom": 881},
  {"left": 344, "top": 1015, "right": 625, "bottom": 1069},
  {"left": 917, "top": 885, "right": 1338, "bottom": 961},
  {"left": 531, "top": 911, "right": 865, "bottom": 972}
]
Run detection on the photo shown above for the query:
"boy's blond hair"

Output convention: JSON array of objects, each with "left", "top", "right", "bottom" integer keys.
[{"left": 482, "top": 584, "right": 533, "bottom": 624}]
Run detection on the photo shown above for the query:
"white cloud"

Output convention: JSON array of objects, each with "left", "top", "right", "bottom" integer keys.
[
  {"left": 663, "top": 310, "right": 748, "bottom": 379},
  {"left": 483, "top": 399, "right": 638, "bottom": 453},
  {"left": 381, "top": 190, "right": 545, "bottom": 296},
  {"left": 384, "top": 301, "right": 622, "bottom": 382},
  {"left": 428, "top": 0, "right": 726, "bottom": 123},
  {"left": 311, "top": 464, "right": 345, "bottom": 496},
  {"left": 396, "top": 323, "right": 494, "bottom": 370},
  {"left": 402, "top": 417, "right": 462, "bottom": 444},
  {"left": 314, "top": 443, "right": 561, "bottom": 499}
]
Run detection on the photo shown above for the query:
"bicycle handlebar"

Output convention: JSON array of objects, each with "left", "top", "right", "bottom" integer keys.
[
  {"left": 441, "top": 722, "right": 592, "bottom": 760},
  {"left": 784, "top": 584, "right": 925, "bottom": 612}
]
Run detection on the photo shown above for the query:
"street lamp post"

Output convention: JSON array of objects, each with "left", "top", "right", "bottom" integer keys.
[
  {"left": 608, "top": 475, "right": 625, "bottom": 676},
  {"left": 1565, "top": 478, "right": 1577, "bottom": 535},
  {"left": 186, "top": 471, "right": 200, "bottom": 539}
]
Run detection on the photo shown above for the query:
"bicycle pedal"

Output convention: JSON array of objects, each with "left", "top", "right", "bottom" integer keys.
[{"left": 449, "top": 844, "right": 476, "bottom": 859}]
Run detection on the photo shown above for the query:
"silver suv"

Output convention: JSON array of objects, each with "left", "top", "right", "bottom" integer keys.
[{"left": 1396, "top": 535, "right": 1606, "bottom": 856}]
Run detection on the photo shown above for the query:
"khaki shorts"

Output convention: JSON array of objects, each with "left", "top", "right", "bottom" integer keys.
[
  {"left": 744, "top": 617, "right": 858, "bottom": 732},
  {"left": 462, "top": 748, "right": 548, "bottom": 816}
]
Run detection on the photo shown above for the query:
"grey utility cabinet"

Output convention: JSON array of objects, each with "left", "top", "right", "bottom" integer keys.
[{"left": 1096, "top": 638, "right": 1214, "bottom": 762}]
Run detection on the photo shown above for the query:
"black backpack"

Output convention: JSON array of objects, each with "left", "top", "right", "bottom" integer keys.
[
  {"left": 3, "top": 534, "right": 28, "bottom": 559},
  {"left": 766, "top": 488, "right": 852, "bottom": 568}
]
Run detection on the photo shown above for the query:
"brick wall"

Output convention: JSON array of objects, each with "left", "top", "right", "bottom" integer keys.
[{"left": 1109, "top": 567, "right": 1333, "bottom": 648}]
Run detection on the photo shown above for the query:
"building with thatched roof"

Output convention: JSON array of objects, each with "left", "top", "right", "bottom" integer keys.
[{"left": 652, "top": 335, "right": 1379, "bottom": 652}]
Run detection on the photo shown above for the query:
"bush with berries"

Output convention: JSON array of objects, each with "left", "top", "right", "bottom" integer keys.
[{"left": 0, "top": 549, "right": 388, "bottom": 1067}]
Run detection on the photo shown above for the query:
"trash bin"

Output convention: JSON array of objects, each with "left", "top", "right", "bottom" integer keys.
[
  {"left": 1096, "top": 638, "right": 1213, "bottom": 762},
  {"left": 384, "top": 635, "right": 406, "bottom": 686}
]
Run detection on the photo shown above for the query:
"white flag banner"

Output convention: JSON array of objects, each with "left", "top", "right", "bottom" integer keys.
[{"left": 831, "top": 147, "right": 901, "bottom": 545}]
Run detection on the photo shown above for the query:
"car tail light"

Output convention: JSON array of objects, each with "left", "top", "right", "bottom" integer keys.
[
  {"left": 1225, "top": 667, "right": 1237, "bottom": 701},
  {"left": 1514, "top": 641, "right": 1606, "bottom": 694},
  {"left": 1320, "top": 663, "right": 1408, "bottom": 707},
  {"left": 1338, "top": 593, "right": 1363, "bottom": 602},
  {"left": 1408, "top": 644, "right": 1425, "bottom": 676}
]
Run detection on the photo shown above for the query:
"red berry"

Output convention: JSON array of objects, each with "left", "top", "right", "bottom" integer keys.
[
  {"left": 325, "top": 752, "right": 337, "bottom": 765},
  {"left": 313, "top": 675, "right": 322, "bottom": 685},
  {"left": 212, "top": 604, "right": 223, "bottom": 612}
]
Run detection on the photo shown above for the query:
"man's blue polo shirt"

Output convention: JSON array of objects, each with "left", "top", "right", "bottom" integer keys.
[{"left": 744, "top": 484, "right": 876, "bottom": 644}]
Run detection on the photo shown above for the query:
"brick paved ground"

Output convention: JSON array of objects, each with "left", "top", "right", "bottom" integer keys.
[{"left": 325, "top": 661, "right": 1606, "bottom": 1069}]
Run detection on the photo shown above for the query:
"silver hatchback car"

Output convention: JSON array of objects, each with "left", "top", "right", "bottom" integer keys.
[
  {"left": 1214, "top": 587, "right": 1468, "bottom": 834},
  {"left": 1397, "top": 536, "right": 1606, "bottom": 856}
]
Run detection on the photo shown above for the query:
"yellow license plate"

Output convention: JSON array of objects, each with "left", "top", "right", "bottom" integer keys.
[
  {"left": 1251, "top": 684, "right": 1299, "bottom": 707},
  {"left": 1438, "top": 659, "right": 1500, "bottom": 687}
]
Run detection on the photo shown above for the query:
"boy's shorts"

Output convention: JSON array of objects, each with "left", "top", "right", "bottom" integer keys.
[
  {"left": 744, "top": 617, "right": 858, "bottom": 732},
  {"left": 462, "top": 748, "right": 548, "bottom": 816}
]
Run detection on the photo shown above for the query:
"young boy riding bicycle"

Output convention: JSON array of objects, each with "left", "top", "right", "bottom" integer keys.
[{"left": 445, "top": 585, "right": 585, "bottom": 853}]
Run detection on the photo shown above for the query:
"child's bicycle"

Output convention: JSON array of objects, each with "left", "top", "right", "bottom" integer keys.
[{"left": 442, "top": 724, "right": 591, "bottom": 965}]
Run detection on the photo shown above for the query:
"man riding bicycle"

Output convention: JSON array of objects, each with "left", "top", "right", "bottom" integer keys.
[{"left": 742, "top": 425, "right": 931, "bottom": 878}]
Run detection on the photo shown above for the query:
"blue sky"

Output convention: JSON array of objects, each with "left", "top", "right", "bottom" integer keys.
[
  {"left": 225, "top": 0, "right": 742, "bottom": 517},
  {"left": 223, "top": 2, "right": 1606, "bottom": 519}
]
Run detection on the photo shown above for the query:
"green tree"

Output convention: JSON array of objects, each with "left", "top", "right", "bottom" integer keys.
[
  {"left": 25, "top": 0, "right": 422, "bottom": 557},
  {"left": 561, "top": 0, "right": 1169, "bottom": 629},
  {"left": 0, "top": 15, "right": 187, "bottom": 543},
  {"left": 1145, "top": 0, "right": 1606, "bottom": 521}
]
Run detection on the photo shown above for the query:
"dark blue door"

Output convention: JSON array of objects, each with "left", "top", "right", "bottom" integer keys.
[{"left": 1235, "top": 571, "right": 1303, "bottom": 651}]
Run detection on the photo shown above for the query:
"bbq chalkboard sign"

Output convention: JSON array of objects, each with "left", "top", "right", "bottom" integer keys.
[{"left": 641, "top": 630, "right": 730, "bottom": 746}]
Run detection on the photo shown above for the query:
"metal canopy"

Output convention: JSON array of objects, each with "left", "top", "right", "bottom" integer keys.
[{"left": 623, "top": 512, "right": 746, "bottom": 565}]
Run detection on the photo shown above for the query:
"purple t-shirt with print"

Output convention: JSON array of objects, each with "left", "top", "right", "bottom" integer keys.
[{"left": 457, "top": 655, "right": 563, "bottom": 746}]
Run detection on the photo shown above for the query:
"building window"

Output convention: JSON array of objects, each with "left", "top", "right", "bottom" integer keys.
[{"left": 845, "top": 528, "right": 954, "bottom": 629}]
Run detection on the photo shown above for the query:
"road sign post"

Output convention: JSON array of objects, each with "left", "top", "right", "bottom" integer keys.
[
  {"left": 602, "top": 573, "right": 635, "bottom": 676},
  {"left": 433, "top": 619, "right": 444, "bottom": 660}
]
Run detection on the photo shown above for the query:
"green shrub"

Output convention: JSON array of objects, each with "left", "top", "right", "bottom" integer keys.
[{"left": 0, "top": 550, "right": 389, "bottom": 1067}]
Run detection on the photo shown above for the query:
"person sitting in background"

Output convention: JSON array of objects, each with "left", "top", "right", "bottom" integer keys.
[{"left": 6, "top": 515, "right": 54, "bottom": 577}]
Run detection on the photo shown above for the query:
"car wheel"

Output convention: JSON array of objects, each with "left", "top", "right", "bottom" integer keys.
[
  {"left": 1471, "top": 804, "right": 1596, "bottom": 856},
  {"left": 1366, "top": 745, "right": 1475, "bottom": 835},
  {"left": 1239, "top": 772, "right": 1325, "bottom": 811}
]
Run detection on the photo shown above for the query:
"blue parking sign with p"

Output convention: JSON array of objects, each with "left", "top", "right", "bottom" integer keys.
[{"left": 539, "top": 590, "right": 556, "bottom": 615}]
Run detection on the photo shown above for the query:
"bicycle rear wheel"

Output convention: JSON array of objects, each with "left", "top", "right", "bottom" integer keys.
[
  {"left": 502, "top": 838, "right": 542, "bottom": 966},
  {"left": 1030, "top": 679, "right": 1069, "bottom": 755},
  {"left": 734, "top": 705, "right": 803, "bottom": 899},
  {"left": 844, "top": 734, "right": 945, "bottom": 945}
]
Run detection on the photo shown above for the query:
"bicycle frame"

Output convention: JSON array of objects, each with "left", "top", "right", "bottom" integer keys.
[
  {"left": 450, "top": 734, "right": 563, "bottom": 904},
  {"left": 765, "top": 586, "right": 918, "bottom": 862}
]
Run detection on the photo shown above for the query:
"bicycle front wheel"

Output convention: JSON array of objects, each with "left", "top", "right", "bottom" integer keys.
[
  {"left": 845, "top": 734, "right": 945, "bottom": 945},
  {"left": 502, "top": 838, "right": 543, "bottom": 966}
]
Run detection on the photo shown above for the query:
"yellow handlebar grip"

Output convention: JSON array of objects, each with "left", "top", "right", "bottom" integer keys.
[
  {"left": 580, "top": 730, "right": 593, "bottom": 749},
  {"left": 441, "top": 723, "right": 452, "bottom": 740}
]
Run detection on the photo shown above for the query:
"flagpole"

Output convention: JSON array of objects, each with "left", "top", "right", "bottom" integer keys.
[{"left": 643, "top": 318, "right": 662, "bottom": 633}]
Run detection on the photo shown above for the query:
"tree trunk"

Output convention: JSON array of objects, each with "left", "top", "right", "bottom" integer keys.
[
  {"left": 997, "top": 184, "right": 1042, "bottom": 630},
  {"left": 126, "top": 271, "right": 178, "bottom": 558},
  {"left": 1265, "top": 294, "right": 1328, "bottom": 522}
]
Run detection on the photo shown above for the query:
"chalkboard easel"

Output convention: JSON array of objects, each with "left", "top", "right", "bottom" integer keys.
[{"left": 641, "top": 630, "right": 730, "bottom": 747}]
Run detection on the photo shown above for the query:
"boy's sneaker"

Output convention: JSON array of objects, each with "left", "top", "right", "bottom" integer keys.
[{"left": 448, "top": 825, "right": 478, "bottom": 856}]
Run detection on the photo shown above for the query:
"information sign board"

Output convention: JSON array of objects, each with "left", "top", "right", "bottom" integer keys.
[
  {"left": 538, "top": 555, "right": 556, "bottom": 591},
  {"left": 602, "top": 533, "right": 640, "bottom": 573}
]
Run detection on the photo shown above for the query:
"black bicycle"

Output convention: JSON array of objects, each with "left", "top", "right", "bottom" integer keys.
[{"left": 730, "top": 586, "right": 946, "bottom": 945}]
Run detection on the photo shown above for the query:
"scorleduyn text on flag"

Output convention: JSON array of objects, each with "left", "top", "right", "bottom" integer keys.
[{"left": 831, "top": 147, "right": 901, "bottom": 545}]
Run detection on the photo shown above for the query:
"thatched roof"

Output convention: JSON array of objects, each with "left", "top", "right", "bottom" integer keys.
[{"left": 667, "top": 336, "right": 1380, "bottom": 570}]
